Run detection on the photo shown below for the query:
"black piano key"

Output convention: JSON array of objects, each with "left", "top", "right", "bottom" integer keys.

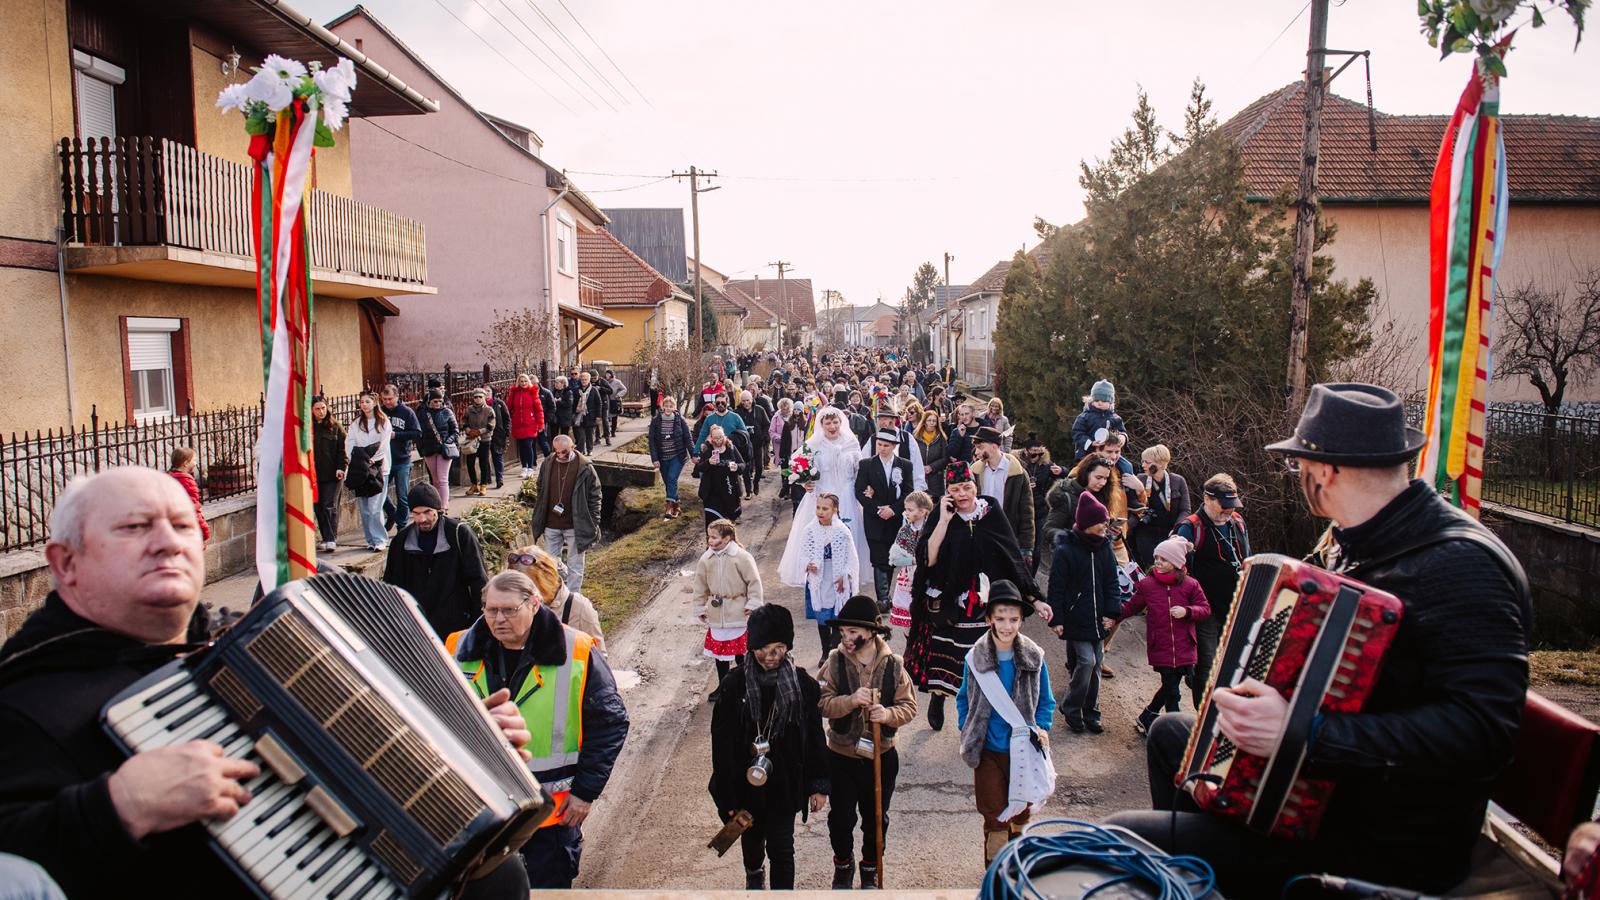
[
  {"left": 197, "top": 718, "right": 231, "bottom": 741},
  {"left": 142, "top": 678, "right": 191, "bottom": 707},
  {"left": 284, "top": 821, "right": 324, "bottom": 858},
  {"left": 165, "top": 701, "right": 210, "bottom": 732},
  {"left": 153, "top": 691, "right": 200, "bottom": 719},
  {"left": 327, "top": 862, "right": 370, "bottom": 899},
  {"left": 309, "top": 844, "right": 356, "bottom": 882},
  {"left": 298, "top": 833, "right": 339, "bottom": 870},
  {"left": 253, "top": 788, "right": 299, "bottom": 826},
  {"left": 347, "top": 867, "right": 387, "bottom": 899},
  {"left": 265, "top": 805, "right": 310, "bottom": 840}
]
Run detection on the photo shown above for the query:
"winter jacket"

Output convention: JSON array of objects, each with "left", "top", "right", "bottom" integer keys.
[
  {"left": 709, "top": 664, "right": 828, "bottom": 819},
  {"left": 450, "top": 605, "right": 628, "bottom": 804},
  {"left": 693, "top": 543, "right": 764, "bottom": 629},
  {"left": 648, "top": 412, "right": 692, "bottom": 463},
  {"left": 0, "top": 595, "right": 246, "bottom": 897},
  {"left": 695, "top": 442, "right": 745, "bottom": 522},
  {"left": 945, "top": 421, "right": 977, "bottom": 465},
  {"left": 1296, "top": 480, "right": 1531, "bottom": 892},
  {"left": 168, "top": 469, "right": 210, "bottom": 541},
  {"left": 1046, "top": 529, "right": 1120, "bottom": 642},
  {"left": 816, "top": 639, "right": 917, "bottom": 754},
  {"left": 539, "top": 386, "right": 558, "bottom": 437},
  {"left": 1042, "top": 475, "right": 1128, "bottom": 551},
  {"left": 1175, "top": 512, "right": 1250, "bottom": 620},
  {"left": 506, "top": 385, "right": 546, "bottom": 439},
  {"left": 382, "top": 516, "right": 489, "bottom": 639},
  {"left": 489, "top": 398, "right": 511, "bottom": 451},
  {"left": 383, "top": 400, "right": 422, "bottom": 463},
  {"left": 913, "top": 427, "right": 949, "bottom": 496},
  {"left": 529, "top": 452, "right": 602, "bottom": 552},
  {"left": 552, "top": 384, "right": 580, "bottom": 429},
  {"left": 462, "top": 402, "right": 496, "bottom": 445},
  {"left": 696, "top": 409, "right": 748, "bottom": 455},
  {"left": 344, "top": 443, "right": 385, "bottom": 498},
  {"left": 417, "top": 404, "right": 459, "bottom": 458},
  {"left": 1117, "top": 573, "right": 1210, "bottom": 668},
  {"left": 740, "top": 402, "right": 772, "bottom": 449},
  {"left": 312, "top": 415, "right": 348, "bottom": 482},
  {"left": 1132, "top": 470, "right": 1190, "bottom": 540},
  {"left": 976, "top": 451, "right": 1035, "bottom": 553},
  {"left": 578, "top": 383, "right": 604, "bottom": 427},
  {"left": 1068, "top": 404, "right": 1126, "bottom": 459},
  {"left": 546, "top": 584, "right": 606, "bottom": 652},
  {"left": 344, "top": 414, "right": 392, "bottom": 484}
]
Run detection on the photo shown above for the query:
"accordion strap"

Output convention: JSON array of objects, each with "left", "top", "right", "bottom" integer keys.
[{"left": 1342, "top": 525, "right": 1529, "bottom": 609}]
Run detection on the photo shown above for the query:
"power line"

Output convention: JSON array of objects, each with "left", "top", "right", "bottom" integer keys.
[
  {"left": 429, "top": 0, "right": 578, "bottom": 115},
  {"left": 564, "top": 168, "right": 1010, "bottom": 185},
  {"left": 363, "top": 119, "right": 548, "bottom": 188},
  {"left": 470, "top": 0, "right": 601, "bottom": 111},
  {"left": 521, "top": 0, "right": 632, "bottom": 107},
  {"left": 553, "top": 0, "right": 652, "bottom": 108},
  {"left": 490, "top": 0, "right": 619, "bottom": 112},
  {"left": 581, "top": 175, "right": 673, "bottom": 193},
  {"left": 1250, "top": 0, "right": 1312, "bottom": 67}
]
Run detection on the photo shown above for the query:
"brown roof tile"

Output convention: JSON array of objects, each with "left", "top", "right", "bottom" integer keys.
[
  {"left": 1220, "top": 81, "right": 1600, "bottom": 203},
  {"left": 578, "top": 228, "right": 686, "bottom": 308},
  {"left": 725, "top": 278, "right": 816, "bottom": 327}
]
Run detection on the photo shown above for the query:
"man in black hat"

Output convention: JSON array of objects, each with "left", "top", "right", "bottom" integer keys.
[
  {"left": 857, "top": 428, "right": 915, "bottom": 614},
  {"left": 972, "top": 426, "right": 1036, "bottom": 572},
  {"left": 1019, "top": 434, "right": 1063, "bottom": 574},
  {"left": 1107, "top": 382, "right": 1531, "bottom": 897},
  {"left": 382, "top": 481, "right": 489, "bottom": 639},
  {"left": 1174, "top": 472, "right": 1249, "bottom": 707},
  {"left": 816, "top": 596, "right": 917, "bottom": 889}
]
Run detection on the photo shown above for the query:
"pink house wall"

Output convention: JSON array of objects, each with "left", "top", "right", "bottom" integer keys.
[{"left": 331, "top": 13, "right": 563, "bottom": 370}]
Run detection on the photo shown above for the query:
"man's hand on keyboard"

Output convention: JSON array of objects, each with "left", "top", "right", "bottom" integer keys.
[{"left": 108, "top": 740, "right": 261, "bottom": 840}]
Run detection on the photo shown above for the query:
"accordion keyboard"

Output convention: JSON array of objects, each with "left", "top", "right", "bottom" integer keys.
[{"left": 107, "top": 670, "right": 401, "bottom": 900}]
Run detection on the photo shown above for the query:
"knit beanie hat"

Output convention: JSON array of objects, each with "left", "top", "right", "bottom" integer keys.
[
  {"left": 1091, "top": 380, "right": 1116, "bottom": 404},
  {"left": 407, "top": 482, "right": 443, "bottom": 512},
  {"left": 1154, "top": 536, "right": 1192, "bottom": 570},
  {"left": 746, "top": 603, "right": 795, "bottom": 650},
  {"left": 1074, "top": 491, "right": 1109, "bottom": 531}
]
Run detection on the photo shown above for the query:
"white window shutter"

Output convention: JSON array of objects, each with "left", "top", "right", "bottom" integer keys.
[
  {"left": 75, "top": 71, "right": 117, "bottom": 141},
  {"left": 127, "top": 331, "right": 172, "bottom": 372}
]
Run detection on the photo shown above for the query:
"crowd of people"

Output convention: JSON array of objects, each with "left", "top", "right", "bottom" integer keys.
[{"left": 0, "top": 339, "right": 1589, "bottom": 900}]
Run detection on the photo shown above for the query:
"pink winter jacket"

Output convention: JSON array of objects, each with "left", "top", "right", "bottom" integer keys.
[{"left": 1119, "top": 573, "right": 1211, "bottom": 669}]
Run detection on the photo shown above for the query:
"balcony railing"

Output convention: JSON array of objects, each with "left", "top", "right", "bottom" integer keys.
[
  {"left": 59, "top": 136, "right": 428, "bottom": 286},
  {"left": 579, "top": 274, "right": 604, "bottom": 309}
]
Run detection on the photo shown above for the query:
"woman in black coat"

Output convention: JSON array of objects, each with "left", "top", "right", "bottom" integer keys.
[
  {"left": 696, "top": 425, "right": 745, "bottom": 525},
  {"left": 311, "top": 397, "right": 347, "bottom": 550},
  {"left": 709, "top": 605, "right": 828, "bottom": 890},
  {"left": 911, "top": 409, "right": 949, "bottom": 498},
  {"left": 1129, "top": 443, "right": 1191, "bottom": 570}
]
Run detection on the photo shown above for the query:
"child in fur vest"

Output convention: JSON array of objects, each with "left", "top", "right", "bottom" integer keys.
[
  {"left": 1117, "top": 536, "right": 1210, "bottom": 734},
  {"left": 695, "top": 518, "right": 764, "bottom": 700},
  {"left": 956, "top": 579, "right": 1056, "bottom": 863}
]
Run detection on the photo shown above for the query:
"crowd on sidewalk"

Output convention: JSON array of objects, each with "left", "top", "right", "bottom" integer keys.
[{"left": 0, "top": 340, "right": 1566, "bottom": 899}]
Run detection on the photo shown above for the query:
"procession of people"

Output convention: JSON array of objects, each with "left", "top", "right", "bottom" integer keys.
[{"left": 0, "top": 342, "right": 1584, "bottom": 900}]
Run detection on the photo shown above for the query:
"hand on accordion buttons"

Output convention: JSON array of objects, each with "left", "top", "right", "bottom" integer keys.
[
  {"left": 483, "top": 688, "right": 533, "bottom": 761},
  {"left": 1212, "top": 677, "right": 1289, "bottom": 758},
  {"left": 108, "top": 741, "right": 261, "bottom": 840}
]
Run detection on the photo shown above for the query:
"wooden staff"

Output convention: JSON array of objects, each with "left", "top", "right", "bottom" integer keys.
[{"left": 871, "top": 689, "right": 885, "bottom": 888}]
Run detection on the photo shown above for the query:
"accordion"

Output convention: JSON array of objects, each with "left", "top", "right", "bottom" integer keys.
[
  {"left": 1177, "top": 554, "right": 1403, "bottom": 840},
  {"left": 103, "top": 573, "right": 554, "bottom": 899}
]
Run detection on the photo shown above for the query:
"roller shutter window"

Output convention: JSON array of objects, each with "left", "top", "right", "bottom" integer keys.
[
  {"left": 127, "top": 318, "right": 179, "bottom": 421},
  {"left": 74, "top": 57, "right": 121, "bottom": 213}
]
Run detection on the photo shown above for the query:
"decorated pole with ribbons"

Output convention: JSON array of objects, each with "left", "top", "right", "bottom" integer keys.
[
  {"left": 218, "top": 56, "right": 356, "bottom": 591},
  {"left": 1417, "top": 46, "right": 1511, "bottom": 518}
]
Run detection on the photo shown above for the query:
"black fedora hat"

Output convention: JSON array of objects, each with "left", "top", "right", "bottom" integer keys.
[
  {"left": 1265, "top": 382, "right": 1426, "bottom": 466},
  {"left": 984, "top": 579, "right": 1034, "bottom": 618},
  {"left": 828, "top": 595, "right": 890, "bottom": 635},
  {"left": 972, "top": 425, "right": 1004, "bottom": 446}
]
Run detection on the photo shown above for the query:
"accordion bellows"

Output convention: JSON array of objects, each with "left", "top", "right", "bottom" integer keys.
[{"left": 104, "top": 573, "right": 553, "bottom": 899}]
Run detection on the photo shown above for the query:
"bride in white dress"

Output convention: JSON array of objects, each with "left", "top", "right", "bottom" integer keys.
[{"left": 778, "top": 406, "right": 870, "bottom": 601}]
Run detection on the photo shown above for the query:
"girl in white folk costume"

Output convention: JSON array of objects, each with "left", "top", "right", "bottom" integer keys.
[
  {"left": 779, "top": 405, "right": 869, "bottom": 589},
  {"left": 888, "top": 491, "right": 933, "bottom": 633},
  {"left": 787, "top": 492, "right": 858, "bottom": 665},
  {"left": 695, "top": 518, "right": 765, "bottom": 700}
]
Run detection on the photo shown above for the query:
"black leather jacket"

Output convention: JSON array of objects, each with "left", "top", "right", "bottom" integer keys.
[{"left": 1306, "top": 480, "right": 1530, "bottom": 892}]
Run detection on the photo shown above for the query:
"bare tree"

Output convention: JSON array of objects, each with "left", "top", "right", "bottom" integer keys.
[
  {"left": 477, "top": 308, "right": 558, "bottom": 374},
  {"left": 630, "top": 337, "right": 703, "bottom": 408},
  {"left": 1494, "top": 270, "right": 1600, "bottom": 415}
]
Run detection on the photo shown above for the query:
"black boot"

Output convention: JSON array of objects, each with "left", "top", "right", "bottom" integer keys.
[
  {"left": 832, "top": 857, "right": 855, "bottom": 890},
  {"left": 927, "top": 693, "right": 946, "bottom": 731},
  {"left": 745, "top": 867, "right": 765, "bottom": 890},
  {"left": 860, "top": 863, "right": 879, "bottom": 889}
]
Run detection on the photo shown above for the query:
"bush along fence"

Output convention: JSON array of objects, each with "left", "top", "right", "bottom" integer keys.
[{"left": 1405, "top": 402, "right": 1600, "bottom": 530}]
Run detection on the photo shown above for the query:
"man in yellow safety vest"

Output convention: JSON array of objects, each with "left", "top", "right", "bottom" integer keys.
[{"left": 447, "top": 569, "right": 629, "bottom": 888}]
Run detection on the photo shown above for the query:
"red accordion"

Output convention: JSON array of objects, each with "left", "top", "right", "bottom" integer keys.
[{"left": 1177, "top": 553, "right": 1403, "bottom": 840}]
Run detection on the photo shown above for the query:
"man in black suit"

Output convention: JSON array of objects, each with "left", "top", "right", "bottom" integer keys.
[{"left": 856, "top": 428, "right": 915, "bottom": 613}]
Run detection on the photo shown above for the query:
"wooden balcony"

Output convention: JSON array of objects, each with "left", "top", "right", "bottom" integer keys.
[
  {"left": 579, "top": 274, "right": 604, "bottom": 309},
  {"left": 58, "top": 136, "right": 434, "bottom": 298}
]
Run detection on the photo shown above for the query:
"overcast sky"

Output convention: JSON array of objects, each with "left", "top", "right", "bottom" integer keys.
[{"left": 303, "top": 0, "right": 1597, "bottom": 308}]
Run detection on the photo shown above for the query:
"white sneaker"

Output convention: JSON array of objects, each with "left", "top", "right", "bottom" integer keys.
[{"left": 321, "top": 541, "right": 337, "bottom": 552}]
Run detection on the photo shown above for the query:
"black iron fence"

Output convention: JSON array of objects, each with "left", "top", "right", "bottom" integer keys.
[{"left": 1405, "top": 402, "right": 1600, "bottom": 529}]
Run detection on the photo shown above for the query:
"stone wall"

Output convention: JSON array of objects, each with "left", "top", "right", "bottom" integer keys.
[
  {"left": 0, "top": 490, "right": 360, "bottom": 639},
  {"left": 1482, "top": 504, "right": 1600, "bottom": 649}
]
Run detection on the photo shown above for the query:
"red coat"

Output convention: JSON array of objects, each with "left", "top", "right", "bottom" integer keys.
[
  {"left": 1119, "top": 572, "right": 1210, "bottom": 668},
  {"left": 506, "top": 385, "right": 545, "bottom": 439},
  {"left": 169, "top": 469, "right": 210, "bottom": 541}
]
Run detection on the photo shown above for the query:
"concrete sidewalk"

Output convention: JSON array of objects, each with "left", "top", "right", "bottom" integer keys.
[{"left": 203, "top": 415, "right": 654, "bottom": 610}]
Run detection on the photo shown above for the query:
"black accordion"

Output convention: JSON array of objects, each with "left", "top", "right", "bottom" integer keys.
[{"left": 103, "top": 573, "right": 554, "bottom": 899}]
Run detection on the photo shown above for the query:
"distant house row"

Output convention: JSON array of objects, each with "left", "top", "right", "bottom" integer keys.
[
  {"left": 933, "top": 80, "right": 1600, "bottom": 399},
  {"left": 1, "top": 0, "right": 817, "bottom": 436}
]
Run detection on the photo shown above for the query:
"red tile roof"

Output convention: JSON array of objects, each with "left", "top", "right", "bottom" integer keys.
[
  {"left": 723, "top": 283, "right": 781, "bottom": 323},
  {"left": 960, "top": 259, "right": 1012, "bottom": 298},
  {"left": 872, "top": 314, "right": 899, "bottom": 337},
  {"left": 578, "top": 228, "right": 686, "bottom": 308},
  {"left": 1221, "top": 81, "right": 1600, "bottom": 203},
  {"left": 725, "top": 278, "right": 816, "bottom": 328}
]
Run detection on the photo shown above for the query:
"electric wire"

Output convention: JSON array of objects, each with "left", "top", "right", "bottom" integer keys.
[
  {"left": 490, "top": 0, "right": 619, "bottom": 111},
  {"left": 428, "top": 0, "right": 578, "bottom": 115},
  {"left": 979, "top": 818, "right": 1217, "bottom": 900},
  {"left": 553, "top": 0, "right": 653, "bottom": 108},
  {"left": 470, "top": 0, "right": 602, "bottom": 111},
  {"left": 521, "top": 0, "right": 632, "bottom": 106},
  {"left": 1250, "top": 1, "right": 1313, "bottom": 68}
]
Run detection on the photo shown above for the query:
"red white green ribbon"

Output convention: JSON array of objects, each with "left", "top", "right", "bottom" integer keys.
[{"left": 1418, "top": 55, "right": 1510, "bottom": 518}]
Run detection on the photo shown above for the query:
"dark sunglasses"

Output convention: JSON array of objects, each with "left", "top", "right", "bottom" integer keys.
[{"left": 506, "top": 553, "right": 537, "bottom": 567}]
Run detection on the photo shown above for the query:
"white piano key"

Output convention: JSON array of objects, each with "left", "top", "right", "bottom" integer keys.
[
  {"left": 214, "top": 781, "right": 293, "bottom": 846},
  {"left": 323, "top": 855, "right": 377, "bottom": 899},
  {"left": 159, "top": 706, "right": 230, "bottom": 746},
  {"left": 116, "top": 681, "right": 201, "bottom": 735},
  {"left": 248, "top": 811, "right": 323, "bottom": 887},
  {"left": 303, "top": 843, "right": 363, "bottom": 893},
  {"left": 104, "top": 672, "right": 192, "bottom": 730},
  {"left": 237, "top": 804, "right": 313, "bottom": 874},
  {"left": 277, "top": 834, "right": 350, "bottom": 900},
  {"left": 259, "top": 818, "right": 333, "bottom": 892},
  {"left": 122, "top": 692, "right": 210, "bottom": 746}
]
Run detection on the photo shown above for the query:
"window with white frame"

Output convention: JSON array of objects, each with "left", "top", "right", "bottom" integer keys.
[
  {"left": 556, "top": 215, "right": 575, "bottom": 275},
  {"left": 126, "top": 317, "right": 180, "bottom": 421}
]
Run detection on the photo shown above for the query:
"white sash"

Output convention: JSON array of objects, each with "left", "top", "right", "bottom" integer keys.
[{"left": 967, "top": 645, "right": 1057, "bottom": 822}]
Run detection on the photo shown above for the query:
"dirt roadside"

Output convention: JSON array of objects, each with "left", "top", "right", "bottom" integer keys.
[{"left": 578, "top": 494, "right": 1161, "bottom": 892}]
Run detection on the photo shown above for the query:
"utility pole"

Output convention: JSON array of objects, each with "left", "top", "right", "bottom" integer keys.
[
  {"left": 943, "top": 252, "right": 955, "bottom": 370},
  {"left": 1286, "top": 0, "right": 1330, "bottom": 413},
  {"left": 769, "top": 260, "right": 791, "bottom": 350},
  {"left": 672, "top": 166, "right": 718, "bottom": 362}
]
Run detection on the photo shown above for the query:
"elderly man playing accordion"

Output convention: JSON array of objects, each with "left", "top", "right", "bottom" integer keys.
[{"left": 1108, "top": 383, "right": 1531, "bottom": 897}]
